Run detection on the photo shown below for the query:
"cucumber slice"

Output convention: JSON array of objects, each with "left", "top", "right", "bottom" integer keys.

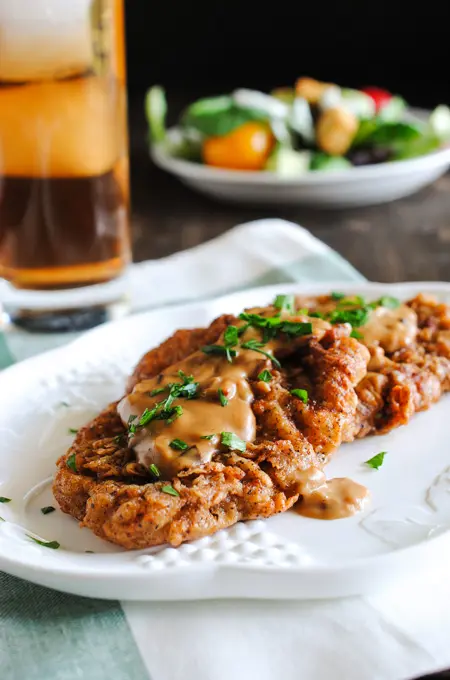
[
  {"left": 429, "top": 105, "right": 450, "bottom": 141},
  {"left": 265, "top": 147, "right": 311, "bottom": 176},
  {"left": 232, "top": 89, "right": 289, "bottom": 119},
  {"left": 310, "top": 153, "right": 352, "bottom": 172},
  {"left": 145, "top": 86, "right": 168, "bottom": 143},
  {"left": 377, "top": 96, "right": 407, "bottom": 122},
  {"left": 289, "top": 97, "right": 315, "bottom": 143},
  {"left": 340, "top": 89, "right": 376, "bottom": 119}
]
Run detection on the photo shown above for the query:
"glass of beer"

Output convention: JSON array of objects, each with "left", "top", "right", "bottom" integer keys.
[{"left": 0, "top": 0, "right": 130, "bottom": 331}]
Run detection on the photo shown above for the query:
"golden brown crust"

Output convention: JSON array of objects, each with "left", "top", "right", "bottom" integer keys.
[
  {"left": 53, "top": 319, "right": 368, "bottom": 549},
  {"left": 297, "top": 293, "right": 450, "bottom": 438}
]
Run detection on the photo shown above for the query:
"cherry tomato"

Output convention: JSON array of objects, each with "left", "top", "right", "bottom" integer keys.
[
  {"left": 361, "top": 87, "right": 392, "bottom": 112},
  {"left": 203, "top": 122, "right": 274, "bottom": 171}
]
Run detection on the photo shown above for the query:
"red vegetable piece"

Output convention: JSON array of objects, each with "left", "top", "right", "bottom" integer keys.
[{"left": 361, "top": 87, "right": 392, "bottom": 112}]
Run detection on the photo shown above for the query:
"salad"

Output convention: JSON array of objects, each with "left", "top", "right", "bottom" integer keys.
[{"left": 146, "top": 78, "right": 450, "bottom": 175}]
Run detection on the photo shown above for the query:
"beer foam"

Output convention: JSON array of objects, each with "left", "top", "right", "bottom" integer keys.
[{"left": 0, "top": 0, "right": 93, "bottom": 81}]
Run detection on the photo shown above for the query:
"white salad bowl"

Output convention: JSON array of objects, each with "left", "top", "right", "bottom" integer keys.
[{"left": 151, "top": 134, "right": 450, "bottom": 209}]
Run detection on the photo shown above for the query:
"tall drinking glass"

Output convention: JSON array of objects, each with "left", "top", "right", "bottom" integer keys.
[{"left": 0, "top": 0, "right": 130, "bottom": 331}]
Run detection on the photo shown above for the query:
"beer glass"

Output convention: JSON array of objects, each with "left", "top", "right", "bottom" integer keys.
[{"left": 0, "top": 0, "right": 130, "bottom": 331}]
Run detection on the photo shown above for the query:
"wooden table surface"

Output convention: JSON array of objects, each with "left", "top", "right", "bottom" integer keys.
[{"left": 128, "top": 95, "right": 450, "bottom": 283}]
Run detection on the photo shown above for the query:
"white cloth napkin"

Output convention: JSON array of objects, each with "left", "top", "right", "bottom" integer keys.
[{"left": 1, "top": 218, "right": 449, "bottom": 680}]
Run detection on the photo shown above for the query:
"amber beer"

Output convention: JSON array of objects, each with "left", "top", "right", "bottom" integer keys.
[{"left": 0, "top": 0, "right": 130, "bottom": 296}]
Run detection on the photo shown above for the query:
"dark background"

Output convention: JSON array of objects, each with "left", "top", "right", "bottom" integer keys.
[
  {"left": 122, "top": 0, "right": 450, "bottom": 284},
  {"left": 125, "top": 0, "right": 450, "bottom": 108}
]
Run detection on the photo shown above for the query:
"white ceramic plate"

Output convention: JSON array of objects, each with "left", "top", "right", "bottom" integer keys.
[
  {"left": 151, "top": 131, "right": 450, "bottom": 208},
  {"left": 2, "top": 281, "right": 450, "bottom": 601}
]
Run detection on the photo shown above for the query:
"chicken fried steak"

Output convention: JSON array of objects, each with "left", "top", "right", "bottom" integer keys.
[
  {"left": 53, "top": 299, "right": 370, "bottom": 549},
  {"left": 296, "top": 292, "right": 450, "bottom": 438}
]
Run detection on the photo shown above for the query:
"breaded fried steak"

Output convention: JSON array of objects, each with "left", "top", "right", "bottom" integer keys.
[
  {"left": 295, "top": 293, "right": 450, "bottom": 438},
  {"left": 53, "top": 296, "right": 370, "bottom": 549}
]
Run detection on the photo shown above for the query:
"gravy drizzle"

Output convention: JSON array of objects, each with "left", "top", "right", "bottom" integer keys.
[{"left": 117, "top": 305, "right": 371, "bottom": 522}]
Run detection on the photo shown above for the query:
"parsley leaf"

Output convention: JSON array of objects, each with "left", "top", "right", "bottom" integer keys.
[
  {"left": 149, "top": 463, "right": 161, "bottom": 478},
  {"left": 331, "top": 291, "right": 346, "bottom": 300},
  {"left": 40, "top": 506, "right": 56, "bottom": 515},
  {"left": 202, "top": 344, "right": 237, "bottom": 363},
  {"left": 279, "top": 321, "right": 313, "bottom": 336},
  {"left": 161, "top": 485, "right": 180, "bottom": 497},
  {"left": 223, "top": 325, "right": 239, "bottom": 347},
  {"left": 378, "top": 296, "right": 401, "bottom": 309},
  {"left": 27, "top": 535, "right": 60, "bottom": 549},
  {"left": 274, "top": 294, "right": 295, "bottom": 313},
  {"left": 350, "top": 329, "right": 364, "bottom": 339},
  {"left": 169, "top": 438, "right": 189, "bottom": 451},
  {"left": 149, "top": 387, "right": 167, "bottom": 396},
  {"left": 66, "top": 453, "right": 77, "bottom": 472},
  {"left": 258, "top": 369, "right": 272, "bottom": 382},
  {"left": 220, "top": 432, "right": 247, "bottom": 453},
  {"left": 291, "top": 388, "right": 308, "bottom": 403},
  {"left": 68, "top": 428, "right": 78, "bottom": 435},
  {"left": 178, "top": 370, "right": 194, "bottom": 383},
  {"left": 0, "top": 497, "right": 11, "bottom": 503},
  {"left": 329, "top": 306, "right": 370, "bottom": 328},
  {"left": 309, "top": 311, "right": 325, "bottom": 319},
  {"left": 240, "top": 339, "right": 281, "bottom": 369},
  {"left": 218, "top": 388, "right": 228, "bottom": 407},
  {"left": 364, "top": 451, "right": 387, "bottom": 470},
  {"left": 200, "top": 434, "right": 215, "bottom": 440}
]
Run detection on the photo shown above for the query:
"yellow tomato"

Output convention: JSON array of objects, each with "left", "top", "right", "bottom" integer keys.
[{"left": 203, "top": 122, "right": 274, "bottom": 171}]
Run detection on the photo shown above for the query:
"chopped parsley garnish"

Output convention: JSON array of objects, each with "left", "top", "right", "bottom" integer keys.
[
  {"left": 223, "top": 325, "right": 240, "bottom": 347},
  {"left": 137, "top": 407, "right": 156, "bottom": 428},
  {"left": 68, "top": 428, "right": 78, "bottom": 435},
  {"left": 329, "top": 306, "right": 370, "bottom": 328},
  {"left": 337, "top": 295, "right": 366, "bottom": 308},
  {"left": 66, "top": 453, "right": 77, "bottom": 472},
  {"left": 218, "top": 388, "right": 228, "bottom": 407},
  {"left": 240, "top": 339, "right": 281, "bottom": 369},
  {"left": 350, "top": 329, "right": 364, "bottom": 339},
  {"left": 178, "top": 370, "right": 194, "bottom": 383},
  {"left": 364, "top": 451, "right": 387, "bottom": 470},
  {"left": 291, "top": 388, "right": 308, "bottom": 403},
  {"left": 378, "top": 296, "right": 400, "bottom": 309},
  {"left": 0, "top": 517, "right": 4, "bottom": 522},
  {"left": 161, "top": 484, "right": 180, "bottom": 497},
  {"left": 258, "top": 369, "right": 272, "bottom": 382},
  {"left": 169, "top": 438, "right": 189, "bottom": 451},
  {"left": 220, "top": 432, "right": 246, "bottom": 453},
  {"left": 309, "top": 311, "right": 325, "bottom": 319},
  {"left": 41, "top": 506, "right": 55, "bottom": 515},
  {"left": 200, "top": 434, "right": 215, "bottom": 440},
  {"left": 149, "top": 387, "right": 167, "bottom": 396},
  {"left": 202, "top": 344, "right": 237, "bottom": 363},
  {"left": 149, "top": 463, "right": 161, "bottom": 478},
  {"left": 60, "top": 401, "right": 70, "bottom": 407},
  {"left": 274, "top": 294, "right": 295, "bottom": 313},
  {"left": 27, "top": 536, "right": 60, "bottom": 549},
  {"left": 0, "top": 497, "right": 11, "bottom": 503},
  {"left": 113, "top": 434, "right": 125, "bottom": 445},
  {"left": 331, "top": 291, "right": 346, "bottom": 300},
  {"left": 202, "top": 325, "right": 239, "bottom": 364},
  {"left": 129, "top": 373, "right": 197, "bottom": 436},
  {"left": 279, "top": 321, "right": 313, "bottom": 336}
]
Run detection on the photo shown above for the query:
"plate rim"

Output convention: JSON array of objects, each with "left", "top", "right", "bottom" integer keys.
[{"left": 2, "top": 280, "right": 450, "bottom": 596}]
